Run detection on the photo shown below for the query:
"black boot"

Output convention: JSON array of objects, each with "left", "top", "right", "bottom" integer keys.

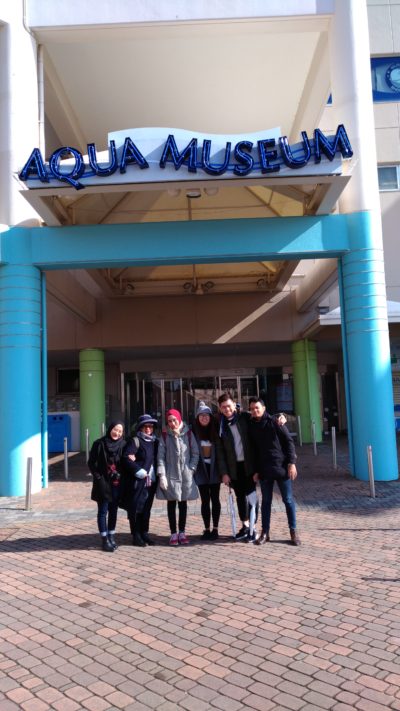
[
  {"left": 101, "top": 537, "right": 114, "bottom": 552},
  {"left": 108, "top": 533, "right": 118, "bottom": 550},
  {"left": 141, "top": 532, "right": 155, "bottom": 546},
  {"left": 132, "top": 531, "right": 146, "bottom": 547}
]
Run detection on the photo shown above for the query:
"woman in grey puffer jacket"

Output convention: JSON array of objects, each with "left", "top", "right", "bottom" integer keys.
[{"left": 157, "top": 408, "right": 199, "bottom": 546}]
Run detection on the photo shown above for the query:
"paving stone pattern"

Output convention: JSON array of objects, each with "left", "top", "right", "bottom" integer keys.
[{"left": 1, "top": 439, "right": 400, "bottom": 710}]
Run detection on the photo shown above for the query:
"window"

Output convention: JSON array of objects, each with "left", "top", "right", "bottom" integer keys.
[
  {"left": 57, "top": 368, "right": 79, "bottom": 394},
  {"left": 371, "top": 57, "right": 400, "bottom": 102},
  {"left": 378, "top": 165, "right": 400, "bottom": 191}
]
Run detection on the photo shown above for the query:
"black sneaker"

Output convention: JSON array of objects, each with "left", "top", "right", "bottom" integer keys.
[
  {"left": 101, "top": 537, "right": 114, "bottom": 552},
  {"left": 245, "top": 530, "right": 257, "bottom": 543},
  {"left": 235, "top": 525, "right": 250, "bottom": 540},
  {"left": 209, "top": 529, "right": 219, "bottom": 540},
  {"left": 201, "top": 529, "right": 212, "bottom": 540}
]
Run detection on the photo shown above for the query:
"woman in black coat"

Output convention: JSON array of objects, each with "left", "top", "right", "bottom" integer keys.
[
  {"left": 120, "top": 414, "right": 159, "bottom": 547},
  {"left": 192, "top": 402, "right": 221, "bottom": 540},
  {"left": 88, "top": 421, "right": 125, "bottom": 552}
]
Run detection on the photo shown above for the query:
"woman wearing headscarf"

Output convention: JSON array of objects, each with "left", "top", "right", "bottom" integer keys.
[
  {"left": 156, "top": 408, "right": 199, "bottom": 546},
  {"left": 120, "top": 414, "right": 159, "bottom": 547},
  {"left": 88, "top": 421, "right": 125, "bottom": 552},
  {"left": 192, "top": 402, "right": 221, "bottom": 540}
]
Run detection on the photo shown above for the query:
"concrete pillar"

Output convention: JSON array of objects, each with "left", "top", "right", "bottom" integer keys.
[
  {"left": 79, "top": 349, "right": 106, "bottom": 450},
  {"left": 292, "top": 340, "right": 322, "bottom": 443},
  {"left": 0, "top": 264, "right": 42, "bottom": 496},
  {"left": 330, "top": 0, "right": 398, "bottom": 480},
  {"left": 0, "top": 4, "right": 40, "bottom": 226}
]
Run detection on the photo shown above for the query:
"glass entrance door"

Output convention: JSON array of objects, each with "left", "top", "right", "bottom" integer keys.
[{"left": 124, "top": 371, "right": 259, "bottom": 431}]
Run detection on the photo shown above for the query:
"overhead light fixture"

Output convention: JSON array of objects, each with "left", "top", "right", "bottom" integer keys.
[
  {"left": 186, "top": 189, "right": 201, "bottom": 198},
  {"left": 202, "top": 281, "right": 214, "bottom": 293},
  {"left": 204, "top": 187, "right": 219, "bottom": 196},
  {"left": 257, "top": 278, "right": 269, "bottom": 289},
  {"left": 317, "top": 305, "right": 329, "bottom": 315},
  {"left": 167, "top": 188, "right": 181, "bottom": 197}
]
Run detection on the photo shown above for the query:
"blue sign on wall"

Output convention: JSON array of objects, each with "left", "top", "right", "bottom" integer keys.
[{"left": 371, "top": 56, "right": 400, "bottom": 102}]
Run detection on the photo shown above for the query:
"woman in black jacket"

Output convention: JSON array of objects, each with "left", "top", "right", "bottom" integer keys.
[
  {"left": 88, "top": 421, "right": 125, "bottom": 552},
  {"left": 192, "top": 402, "right": 221, "bottom": 540},
  {"left": 120, "top": 414, "right": 159, "bottom": 547}
]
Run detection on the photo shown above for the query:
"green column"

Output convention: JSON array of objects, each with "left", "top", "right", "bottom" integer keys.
[
  {"left": 291, "top": 339, "right": 322, "bottom": 443},
  {"left": 79, "top": 349, "right": 106, "bottom": 449}
]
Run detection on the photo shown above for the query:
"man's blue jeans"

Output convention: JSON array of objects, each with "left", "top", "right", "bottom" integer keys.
[{"left": 260, "top": 477, "right": 296, "bottom": 532}]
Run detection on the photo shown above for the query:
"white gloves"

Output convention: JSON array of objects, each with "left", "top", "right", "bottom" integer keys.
[
  {"left": 159, "top": 474, "right": 168, "bottom": 491},
  {"left": 135, "top": 468, "right": 147, "bottom": 479}
]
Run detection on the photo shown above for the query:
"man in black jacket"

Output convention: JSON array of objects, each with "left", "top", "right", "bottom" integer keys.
[
  {"left": 216, "top": 393, "right": 258, "bottom": 541},
  {"left": 248, "top": 397, "right": 300, "bottom": 546}
]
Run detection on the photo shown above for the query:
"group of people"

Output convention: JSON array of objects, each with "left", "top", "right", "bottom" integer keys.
[{"left": 88, "top": 393, "right": 300, "bottom": 552}]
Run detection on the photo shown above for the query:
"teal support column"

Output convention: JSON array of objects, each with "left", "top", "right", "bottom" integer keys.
[
  {"left": 79, "top": 349, "right": 106, "bottom": 450},
  {"left": 339, "top": 213, "right": 398, "bottom": 481},
  {"left": 0, "top": 265, "right": 42, "bottom": 496},
  {"left": 292, "top": 339, "right": 322, "bottom": 443},
  {"left": 41, "top": 272, "right": 48, "bottom": 488}
]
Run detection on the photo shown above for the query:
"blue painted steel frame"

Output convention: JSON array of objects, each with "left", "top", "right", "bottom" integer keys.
[
  {"left": 0, "top": 211, "right": 397, "bottom": 493},
  {"left": 1, "top": 215, "right": 351, "bottom": 270}
]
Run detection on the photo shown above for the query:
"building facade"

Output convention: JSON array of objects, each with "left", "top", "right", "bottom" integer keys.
[{"left": 0, "top": 0, "right": 399, "bottom": 495}]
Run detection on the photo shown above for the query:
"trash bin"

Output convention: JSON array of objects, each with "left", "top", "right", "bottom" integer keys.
[{"left": 48, "top": 414, "right": 71, "bottom": 452}]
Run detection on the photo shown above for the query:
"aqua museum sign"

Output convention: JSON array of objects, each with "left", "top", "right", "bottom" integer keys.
[{"left": 18, "top": 125, "right": 353, "bottom": 191}]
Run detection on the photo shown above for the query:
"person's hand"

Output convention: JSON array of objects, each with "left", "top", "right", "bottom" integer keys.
[
  {"left": 288, "top": 463, "right": 297, "bottom": 480},
  {"left": 159, "top": 474, "right": 168, "bottom": 491},
  {"left": 253, "top": 472, "right": 259, "bottom": 482},
  {"left": 277, "top": 413, "right": 287, "bottom": 426},
  {"left": 128, "top": 454, "right": 136, "bottom": 462},
  {"left": 222, "top": 474, "right": 231, "bottom": 486}
]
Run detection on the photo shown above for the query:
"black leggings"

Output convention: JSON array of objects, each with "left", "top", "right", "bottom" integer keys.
[
  {"left": 167, "top": 500, "right": 187, "bottom": 534},
  {"left": 198, "top": 484, "right": 221, "bottom": 529}
]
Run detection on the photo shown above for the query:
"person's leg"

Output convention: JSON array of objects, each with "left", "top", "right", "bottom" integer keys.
[
  {"left": 97, "top": 500, "right": 114, "bottom": 552},
  {"left": 142, "top": 481, "right": 156, "bottom": 533},
  {"left": 177, "top": 501, "right": 189, "bottom": 544},
  {"left": 132, "top": 512, "right": 146, "bottom": 546},
  {"left": 232, "top": 474, "right": 249, "bottom": 523},
  {"left": 167, "top": 500, "right": 179, "bottom": 545},
  {"left": 210, "top": 484, "right": 221, "bottom": 533},
  {"left": 178, "top": 500, "right": 188, "bottom": 533},
  {"left": 231, "top": 471, "right": 250, "bottom": 539},
  {"left": 141, "top": 481, "right": 157, "bottom": 545},
  {"left": 276, "top": 478, "right": 300, "bottom": 545},
  {"left": 167, "top": 500, "right": 177, "bottom": 533},
  {"left": 107, "top": 485, "right": 120, "bottom": 549},
  {"left": 255, "top": 480, "right": 274, "bottom": 545},
  {"left": 198, "top": 484, "right": 211, "bottom": 536}
]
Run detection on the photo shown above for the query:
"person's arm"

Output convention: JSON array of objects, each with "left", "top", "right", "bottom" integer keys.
[
  {"left": 88, "top": 440, "right": 101, "bottom": 477},
  {"left": 121, "top": 440, "right": 147, "bottom": 477},
  {"left": 215, "top": 434, "right": 231, "bottom": 484},
  {"left": 188, "top": 431, "right": 199, "bottom": 471},
  {"left": 275, "top": 422, "right": 297, "bottom": 478},
  {"left": 157, "top": 435, "right": 168, "bottom": 490}
]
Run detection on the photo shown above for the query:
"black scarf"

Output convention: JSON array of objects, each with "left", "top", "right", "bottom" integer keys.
[
  {"left": 219, "top": 411, "right": 238, "bottom": 437},
  {"left": 103, "top": 422, "right": 125, "bottom": 463}
]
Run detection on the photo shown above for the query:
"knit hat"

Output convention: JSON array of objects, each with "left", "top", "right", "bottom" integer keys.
[
  {"left": 166, "top": 408, "right": 182, "bottom": 424},
  {"left": 136, "top": 414, "right": 158, "bottom": 430},
  {"left": 196, "top": 401, "right": 212, "bottom": 417}
]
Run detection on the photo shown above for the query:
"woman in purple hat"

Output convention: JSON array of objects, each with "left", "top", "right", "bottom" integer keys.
[{"left": 120, "top": 414, "right": 159, "bottom": 546}]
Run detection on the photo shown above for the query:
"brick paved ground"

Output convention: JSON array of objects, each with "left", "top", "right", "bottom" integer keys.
[{"left": 1, "top": 438, "right": 400, "bottom": 710}]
